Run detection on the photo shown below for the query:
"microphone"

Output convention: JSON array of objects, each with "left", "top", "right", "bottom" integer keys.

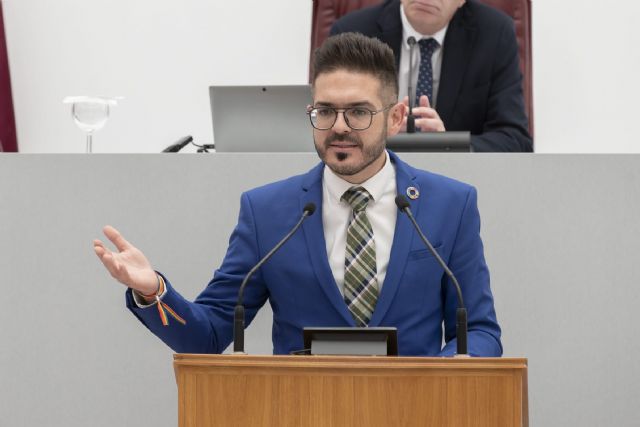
[
  {"left": 406, "top": 36, "right": 417, "bottom": 134},
  {"left": 162, "top": 135, "right": 193, "bottom": 153},
  {"left": 233, "top": 202, "right": 316, "bottom": 354},
  {"left": 394, "top": 195, "right": 468, "bottom": 356}
]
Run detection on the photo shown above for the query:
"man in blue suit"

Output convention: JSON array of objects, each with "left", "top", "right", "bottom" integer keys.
[
  {"left": 331, "top": 0, "right": 532, "bottom": 152},
  {"left": 94, "top": 33, "right": 501, "bottom": 357}
]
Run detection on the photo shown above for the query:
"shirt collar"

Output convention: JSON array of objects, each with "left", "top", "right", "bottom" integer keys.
[
  {"left": 400, "top": 4, "right": 449, "bottom": 49},
  {"left": 323, "top": 150, "right": 393, "bottom": 205}
]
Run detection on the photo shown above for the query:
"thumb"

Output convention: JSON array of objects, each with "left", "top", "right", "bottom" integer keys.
[
  {"left": 420, "top": 95, "right": 431, "bottom": 108},
  {"left": 402, "top": 96, "right": 410, "bottom": 106}
]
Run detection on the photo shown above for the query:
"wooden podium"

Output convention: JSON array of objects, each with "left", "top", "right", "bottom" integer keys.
[{"left": 174, "top": 354, "right": 527, "bottom": 427}]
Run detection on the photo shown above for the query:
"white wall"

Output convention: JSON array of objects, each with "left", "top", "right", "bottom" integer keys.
[
  {"left": 3, "top": 0, "right": 640, "bottom": 152},
  {"left": 532, "top": 0, "right": 640, "bottom": 152},
  {"left": 3, "top": 0, "right": 312, "bottom": 153}
]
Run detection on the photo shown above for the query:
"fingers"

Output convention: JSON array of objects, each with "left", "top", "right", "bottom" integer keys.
[
  {"left": 103, "top": 225, "right": 132, "bottom": 252},
  {"left": 93, "top": 239, "right": 117, "bottom": 272},
  {"left": 412, "top": 107, "right": 445, "bottom": 132},
  {"left": 408, "top": 96, "right": 437, "bottom": 119},
  {"left": 404, "top": 95, "right": 431, "bottom": 109},
  {"left": 412, "top": 107, "right": 440, "bottom": 119},
  {"left": 96, "top": 247, "right": 131, "bottom": 284},
  {"left": 93, "top": 239, "right": 110, "bottom": 258},
  {"left": 410, "top": 96, "right": 445, "bottom": 132},
  {"left": 93, "top": 236, "right": 126, "bottom": 282},
  {"left": 415, "top": 117, "right": 446, "bottom": 132},
  {"left": 93, "top": 238, "right": 106, "bottom": 250},
  {"left": 95, "top": 227, "right": 154, "bottom": 291}
]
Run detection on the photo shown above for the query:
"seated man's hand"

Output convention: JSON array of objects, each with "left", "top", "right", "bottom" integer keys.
[
  {"left": 401, "top": 95, "right": 446, "bottom": 132},
  {"left": 93, "top": 225, "right": 159, "bottom": 297}
]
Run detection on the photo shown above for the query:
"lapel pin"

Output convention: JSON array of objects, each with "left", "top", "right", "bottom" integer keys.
[{"left": 406, "top": 186, "right": 420, "bottom": 200}]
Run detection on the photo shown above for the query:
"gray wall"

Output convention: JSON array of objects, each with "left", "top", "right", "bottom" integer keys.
[{"left": 1, "top": 154, "right": 639, "bottom": 426}]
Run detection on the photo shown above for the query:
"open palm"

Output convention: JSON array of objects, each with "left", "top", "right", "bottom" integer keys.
[{"left": 93, "top": 225, "right": 158, "bottom": 295}]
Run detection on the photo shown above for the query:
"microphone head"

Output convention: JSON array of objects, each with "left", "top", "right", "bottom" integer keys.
[
  {"left": 303, "top": 202, "right": 316, "bottom": 216},
  {"left": 407, "top": 36, "right": 416, "bottom": 46},
  {"left": 161, "top": 135, "right": 193, "bottom": 153},
  {"left": 395, "top": 195, "right": 411, "bottom": 211}
]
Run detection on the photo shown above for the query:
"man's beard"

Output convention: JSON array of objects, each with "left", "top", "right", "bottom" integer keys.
[{"left": 314, "top": 126, "right": 386, "bottom": 176}]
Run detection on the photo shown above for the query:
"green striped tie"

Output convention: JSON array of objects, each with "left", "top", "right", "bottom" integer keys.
[{"left": 342, "top": 186, "right": 378, "bottom": 326}]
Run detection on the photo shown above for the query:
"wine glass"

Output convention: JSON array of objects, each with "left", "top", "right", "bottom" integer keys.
[{"left": 63, "top": 96, "right": 119, "bottom": 153}]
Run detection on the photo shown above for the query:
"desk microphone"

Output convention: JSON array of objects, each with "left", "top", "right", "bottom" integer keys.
[
  {"left": 395, "top": 195, "right": 468, "bottom": 355},
  {"left": 162, "top": 135, "right": 193, "bottom": 153},
  {"left": 406, "top": 36, "right": 417, "bottom": 134},
  {"left": 233, "top": 202, "right": 316, "bottom": 354}
]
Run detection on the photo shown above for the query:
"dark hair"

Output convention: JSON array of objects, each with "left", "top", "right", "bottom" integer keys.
[{"left": 311, "top": 32, "right": 398, "bottom": 103}]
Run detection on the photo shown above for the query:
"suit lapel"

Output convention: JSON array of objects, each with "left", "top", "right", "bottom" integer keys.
[
  {"left": 436, "top": 6, "right": 477, "bottom": 124},
  {"left": 300, "top": 163, "right": 355, "bottom": 325},
  {"left": 369, "top": 151, "right": 419, "bottom": 326}
]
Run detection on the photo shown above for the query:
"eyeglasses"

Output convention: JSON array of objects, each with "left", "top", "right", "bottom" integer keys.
[{"left": 306, "top": 104, "right": 395, "bottom": 130}]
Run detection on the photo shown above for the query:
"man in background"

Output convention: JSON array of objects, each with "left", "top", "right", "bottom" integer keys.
[
  {"left": 94, "top": 33, "right": 501, "bottom": 357},
  {"left": 331, "top": 0, "right": 532, "bottom": 152}
]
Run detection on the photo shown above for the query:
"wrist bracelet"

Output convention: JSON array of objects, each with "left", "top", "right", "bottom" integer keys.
[
  {"left": 139, "top": 274, "right": 163, "bottom": 298},
  {"left": 137, "top": 273, "right": 186, "bottom": 327}
]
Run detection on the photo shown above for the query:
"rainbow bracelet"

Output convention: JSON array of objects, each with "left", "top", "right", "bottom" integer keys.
[{"left": 142, "top": 274, "right": 187, "bottom": 326}]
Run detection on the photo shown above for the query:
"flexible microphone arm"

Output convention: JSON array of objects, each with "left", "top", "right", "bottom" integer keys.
[
  {"left": 233, "top": 203, "right": 316, "bottom": 354},
  {"left": 395, "top": 195, "right": 468, "bottom": 355},
  {"left": 406, "top": 36, "right": 417, "bottom": 134}
]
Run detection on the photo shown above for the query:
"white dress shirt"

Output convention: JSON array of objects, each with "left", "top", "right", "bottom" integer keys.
[
  {"left": 322, "top": 150, "right": 397, "bottom": 295},
  {"left": 397, "top": 4, "right": 449, "bottom": 107}
]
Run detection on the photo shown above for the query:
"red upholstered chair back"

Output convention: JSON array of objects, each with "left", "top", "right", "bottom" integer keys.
[
  {"left": 309, "top": 0, "right": 533, "bottom": 134},
  {"left": 0, "top": 0, "right": 18, "bottom": 152}
]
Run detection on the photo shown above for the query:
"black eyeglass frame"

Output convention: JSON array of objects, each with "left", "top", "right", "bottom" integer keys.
[{"left": 306, "top": 104, "right": 396, "bottom": 131}]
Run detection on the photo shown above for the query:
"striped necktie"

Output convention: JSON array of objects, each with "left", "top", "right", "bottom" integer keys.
[{"left": 341, "top": 186, "right": 378, "bottom": 327}]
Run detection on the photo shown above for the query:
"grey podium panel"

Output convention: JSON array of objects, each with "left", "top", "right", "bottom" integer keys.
[{"left": 0, "top": 153, "right": 639, "bottom": 427}]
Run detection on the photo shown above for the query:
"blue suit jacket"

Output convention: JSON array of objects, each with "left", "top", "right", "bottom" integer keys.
[
  {"left": 331, "top": 0, "right": 533, "bottom": 152},
  {"left": 127, "top": 151, "right": 502, "bottom": 356}
]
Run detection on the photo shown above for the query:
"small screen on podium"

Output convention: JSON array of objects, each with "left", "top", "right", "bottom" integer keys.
[{"left": 303, "top": 327, "right": 398, "bottom": 356}]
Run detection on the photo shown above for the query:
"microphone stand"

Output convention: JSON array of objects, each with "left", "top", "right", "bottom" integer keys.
[
  {"left": 407, "top": 37, "right": 417, "bottom": 134},
  {"left": 395, "top": 196, "right": 468, "bottom": 356},
  {"left": 233, "top": 204, "right": 316, "bottom": 354}
]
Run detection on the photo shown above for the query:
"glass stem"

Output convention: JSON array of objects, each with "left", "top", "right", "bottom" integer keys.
[{"left": 86, "top": 133, "right": 93, "bottom": 153}]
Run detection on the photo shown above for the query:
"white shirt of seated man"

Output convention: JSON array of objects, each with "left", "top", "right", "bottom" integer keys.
[{"left": 398, "top": 0, "right": 466, "bottom": 132}]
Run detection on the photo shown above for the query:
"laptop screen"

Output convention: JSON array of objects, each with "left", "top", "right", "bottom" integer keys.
[{"left": 210, "top": 85, "right": 314, "bottom": 152}]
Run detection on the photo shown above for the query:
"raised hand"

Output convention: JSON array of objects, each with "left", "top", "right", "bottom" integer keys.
[{"left": 93, "top": 225, "right": 158, "bottom": 296}]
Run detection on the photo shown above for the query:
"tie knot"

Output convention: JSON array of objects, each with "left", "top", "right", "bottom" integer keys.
[
  {"left": 341, "top": 186, "right": 372, "bottom": 212},
  {"left": 418, "top": 38, "right": 439, "bottom": 55}
]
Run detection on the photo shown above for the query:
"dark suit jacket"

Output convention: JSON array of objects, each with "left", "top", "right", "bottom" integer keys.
[
  {"left": 127, "top": 151, "right": 502, "bottom": 357},
  {"left": 331, "top": 0, "right": 533, "bottom": 152}
]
